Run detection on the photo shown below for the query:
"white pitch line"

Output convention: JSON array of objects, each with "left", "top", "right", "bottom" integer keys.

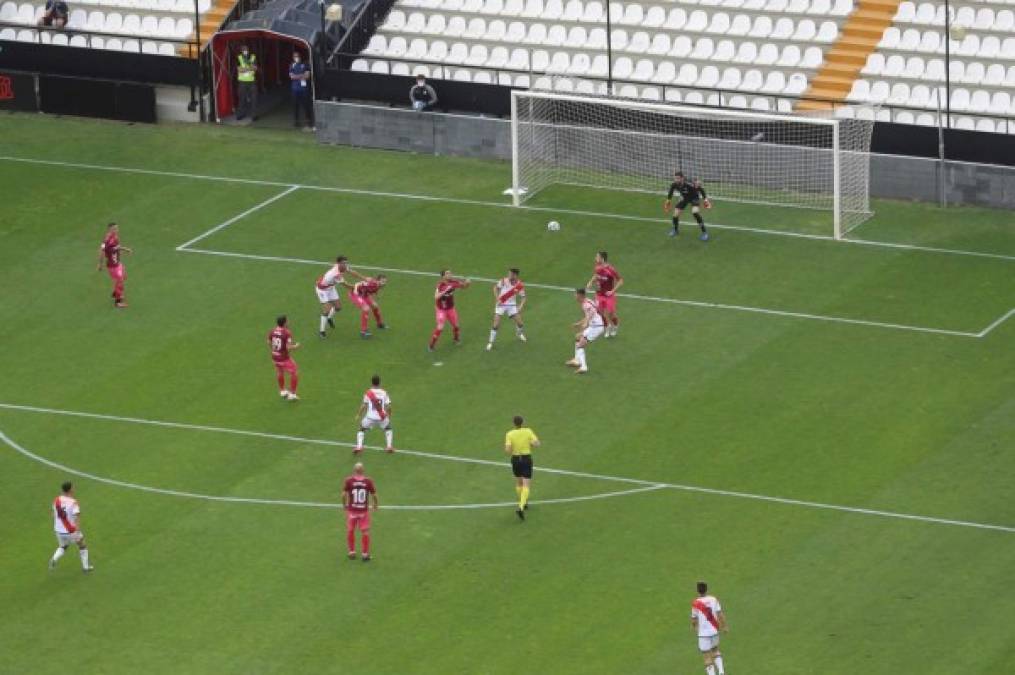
[
  {"left": 175, "top": 186, "right": 300, "bottom": 251},
  {"left": 2, "top": 402, "right": 1013, "bottom": 533},
  {"left": 976, "top": 307, "right": 1015, "bottom": 337},
  {"left": 0, "top": 428, "right": 666, "bottom": 510},
  {"left": 2, "top": 155, "right": 1013, "bottom": 262},
  {"left": 179, "top": 247, "right": 986, "bottom": 338}
]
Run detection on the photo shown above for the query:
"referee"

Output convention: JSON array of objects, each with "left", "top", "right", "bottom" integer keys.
[{"left": 504, "top": 415, "right": 540, "bottom": 520}]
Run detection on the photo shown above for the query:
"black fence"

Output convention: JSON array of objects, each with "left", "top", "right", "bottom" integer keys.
[
  {"left": 1, "top": 68, "right": 157, "bottom": 121},
  {"left": 324, "top": 0, "right": 397, "bottom": 68}
]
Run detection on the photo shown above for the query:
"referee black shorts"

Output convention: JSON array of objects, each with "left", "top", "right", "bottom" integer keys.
[
  {"left": 675, "top": 198, "right": 700, "bottom": 210},
  {"left": 511, "top": 454, "right": 533, "bottom": 479}
]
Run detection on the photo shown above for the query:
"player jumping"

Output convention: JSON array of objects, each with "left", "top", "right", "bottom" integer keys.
[
  {"left": 354, "top": 374, "right": 394, "bottom": 453},
  {"left": 268, "top": 315, "right": 300, "bottom": 400},
  {"left": 486, "top": 267, "right": 527, "bottom": 351},
  {"left": 565, "top": 288, "right": 605, "bottom": 374},
  {"left": 586, "top": 251, "right": 623, "bottom": 338},
  {"left": 97, "top": 222, "right": 132, "bottom": 308},
  {"left": 315, "top": 255, "right": 364, "bottom": 338},
  {"left": 348, "top": 275, "right": 387, "bottom": 338},
  {"left": 691, "top": 581, "right": 729, "bottom": 675},
  {"left": 664, "top": 171, "right": 711, "bottom": 241},
  {"left": 342, "top": 462, "right": 378, "bottom": 562},
  {"left": 49, "top": 481, "right": 94, "bottom": 573},
  {"left": 429, "top": 269, "right": 471, "bottom": 351}
]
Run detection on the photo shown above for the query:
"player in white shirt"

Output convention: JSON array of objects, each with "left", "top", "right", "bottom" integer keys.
[
  {"left": 690, "top": 581, "right": 729, "bottom": 675},
  {"left": 49, "top": 481, "right": 94, "bottom": 573},
  {"left": 315, "top": 255, "right": 364, "bottom": 338},
  {"left": 565, "top": 288, "right": 605, "bottom": 374},
  {"left": 354, "top": 374, "right": 394, "bottom": 454},
  {"left": 486, "top": 267, "right": 527, "bottom": 351}
]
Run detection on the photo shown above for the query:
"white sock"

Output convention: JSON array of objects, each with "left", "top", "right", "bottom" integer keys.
[
  {"left": 327, "top": 307, "right": 336, "bottom": 319},
  {"left": 705, "top": 666, "right": 716, "bottom": 675},
  {"left": 384, "top": 430, "right": 393, "bottom": 447},
  {"left": 320, "top": 315, "right": 328, "bottom": 332},
  {"left": 488, "top": 328, "right": 497, "bottom": 344},
  {"left": 51, "top": 547, "right": 65, "bottom": 565},
  {"left": 573, "top": 344, "right": 580, "bottom": 359},
  {"left": 356, "top": 431, "right": 365, "bottom": 447},
  {"left": 714, "top": 656, "right": 724, "bottom": 675},
  {"left": 577, "top": 347, "right": 587, "bottom": 369},
  {"left": 516, "top": 325, "right": 524, "bottom": 337},
  {"left": 79, "top": 549, "right": 90, "bottom": 569}
]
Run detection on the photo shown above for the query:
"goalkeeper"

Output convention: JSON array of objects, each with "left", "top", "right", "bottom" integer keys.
[{"left": 664, "top": 171, "right": 711, "bottom": 242}]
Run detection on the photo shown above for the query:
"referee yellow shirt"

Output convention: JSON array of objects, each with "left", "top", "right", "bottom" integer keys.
[{"left": 505, "top": 428, "right": 538, "bottom": 456}]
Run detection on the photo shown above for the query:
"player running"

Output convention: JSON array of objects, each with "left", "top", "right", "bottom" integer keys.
[
  {"left": 504, "top": 415, "right": 540, "bottom": 520},
  {"left": 691, "top": 581, "right": 729, "bottom": 675},
  {"left": 664, "top": 171, "right": 711, "bottom": 241},
  {"left": 315, "top": 255, "right": 364, "bottom": 338},
  {"left": 96, "top": 222, "right": 132, "bottom": 308},
  {"left": 565, "top": 288, "right": 605, "bottom": 374},
  {"left": 585, "top": 251, "right": 623, "bottom": 338},
  {"left": 486, "top": 268, "right": 527, "bottom": 351},
  {"left": 428, "top": 269, "right": 471, "bottom": 351},
  {"left": 342, "top": 462, "right": 378, "bottom": 562},
  {"left": 49, "top": 481, "right": 94, "bottom": 573},
  {"left": 354, "top": 374, "right": 394, "bottom": 453},
  {"left": 268, "top": 315, "right": 300, "bottom": 400},
  {"left": 349, "top": 275, "right": 388, "bottom": 338}
]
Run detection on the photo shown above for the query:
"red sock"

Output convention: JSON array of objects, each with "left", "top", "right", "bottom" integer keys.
[
  {"left": 276, "top": 372, "right": 286, "bottom": 390},
  {"left": 346, "top": 528, "right": 355, "bottom": 553},
  {"left": 289, "top": 372, "right": 298, "bottom": 394},
  {"left": 452, "top": 324, "right": 461, "bottom": 340},
  {"left": 113, "top": 281, "right": 124, "bottom": 301},
  {"left": 360, "top": 312, "right": 369, "bottom": 332},
  {"left": 429, "top": 329, "right": 441, "bottom": 348},
  {"left": 372, "top": 308, "right": 383, "bottom": 326},
  {"left": 362, "top": 532, "right": 370, "bottom": 555},
  {"left": 611, "top": 316, "right": 619, "bottom": 326}
]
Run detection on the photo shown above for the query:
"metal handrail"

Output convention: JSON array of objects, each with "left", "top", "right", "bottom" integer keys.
[{"left": 0, "top": 19, "right": 200, "bottom": 52}]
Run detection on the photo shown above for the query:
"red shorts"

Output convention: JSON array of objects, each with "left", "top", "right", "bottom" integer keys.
[
  {"left": 273, "top": 358, "right": 297, "bottom": 374},
  {"left": 435, "top": 308, "right": 459, "bottom": 329},
  {"left": 596, "top": 293, "right": 616, "bottom": 314},
  {"left": 349, "top": 293, "right": 376, "bottom": 311},
  {"left": 107, "top": 264, "right": 125, "bottom": 281},
  {"left": 346, "top": 510, "right": 371, "bottom": 531}
]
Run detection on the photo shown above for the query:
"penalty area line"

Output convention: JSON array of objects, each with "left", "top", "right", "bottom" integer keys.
[
  {"left": 1, "top": 403, "right": 1013, "bottom": 533},
  {"left": 175, "top": 185, "right": 300, "bottom": 251}
]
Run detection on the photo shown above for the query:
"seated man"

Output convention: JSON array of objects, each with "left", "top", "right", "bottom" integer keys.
[
  {"left": 409, "top": 75, "right": 438, "bottom": 112},
  {"left": 38, "top": 0, "right": 69, "bottom": 28}
]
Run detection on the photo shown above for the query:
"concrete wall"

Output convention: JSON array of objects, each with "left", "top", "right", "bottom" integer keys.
[{"left": 315, "top": 100, "right": 1015, "bottom": 209}]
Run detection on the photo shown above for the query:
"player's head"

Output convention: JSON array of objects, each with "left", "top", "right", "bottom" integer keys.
[
  {"left": 336, "top": 255, "right": 348, "bottom": 267},
  {"left": 697, "top": 581, "right": 708, "bottom": 596},
  {"left": 107, "top": 222, "right": 118, "bottom": 234},
  {"left": 513, "top": 415, "right": 523, "bottom": 427},
  {"left": 353, "top": 462, "right": 364, "bottom": 475},
  {"left": 508, "top": 267, "right": 520, "bottom": 281},
  {"left": 674, "top": 171, "right": 685, "bottom": 183},
  {"left": 276, "top": 315, "right": 287, "bottom": 327},
  {"left": 371, "top": 374, "right": 381, "bottom": 386},
  {"left": 376, "top": 274, "right": 388, "bottom": 287},
  {"left": 61, "top": 481, "right": 73, "bottom": 495},
  {"left": 596, "top": 251, "right": 608, "bottom": 264},
  {"left": 440, "top": 269, "right": 451, "bottom": 279},
  {"left": 575, "top": 288, "right": 587, "bottom": 302}
]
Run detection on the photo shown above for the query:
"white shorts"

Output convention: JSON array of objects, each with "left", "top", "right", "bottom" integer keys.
[
  {"left": 56, "top": 531, "right": 84, "bottom": 547},
  {"left": 360, "top": 416, "right": 391, "bottom": 430},
  {"left": 316, "top": 285, "right": 339, "bottom": 303},
  {"left": 582, "top": 325, "right": 605, "bottom": 342},
  {"left": 495, "top": 305, "right": 519, "bottom": 318},
  {"left": 698, "top": 635, "right": 720, "bottom": 653}
]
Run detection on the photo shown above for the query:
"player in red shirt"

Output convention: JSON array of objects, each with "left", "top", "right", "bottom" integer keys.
[
  {"left": 428, "top": 269, "right": 471, "bottom": 351},
  {"left": 585, "top": 251, "right": 624, "bottom": 338},
  {"left": 96, "top": 222, "right": 132, "bottom": 308},
  {"left": 348, "top": 274, "right": 388, "bottom": 338},
  {"left": 267, "top": 315, "right": 301, "bottom": 401},
  {"left": 342, "top": 462, "right": 378, "bottom": 561}
]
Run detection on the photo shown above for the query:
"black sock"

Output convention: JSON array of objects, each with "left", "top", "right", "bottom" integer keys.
[
  {"left": 694, "top": 213, "right": 706, "bottom": 232},
  {"left": 671, "top": 216, "right": 679, "bottom": 232}
]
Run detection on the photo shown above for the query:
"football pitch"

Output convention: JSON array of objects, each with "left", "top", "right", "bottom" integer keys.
[{"left": 1, "top": 112, "right": 1013, "bottom": 675}]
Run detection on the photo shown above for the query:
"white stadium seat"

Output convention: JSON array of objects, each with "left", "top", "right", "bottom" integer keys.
[
  {"left": 713, "top": 39, "right": 736, "bottom": 61},
  {"left": 776, "top": 44, "right": 799, "bottom": 67},
  {"left": 698, "top": 65, "right": 720, "bottom": 87},
  {"left": 670, "top": 35, "right": 692, "bottom": 57},
  {"left": 733, "top": 41, "right": 758, "bottom": 63},
  {"left": 651, "top": 61, "right": 676, "bottom": 83}
]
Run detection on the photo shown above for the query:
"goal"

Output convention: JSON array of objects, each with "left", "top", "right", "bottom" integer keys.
[{"left": 510, "top": 91, "right": 875, "bottom": 239}]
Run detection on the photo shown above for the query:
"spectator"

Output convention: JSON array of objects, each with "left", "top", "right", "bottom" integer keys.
[
  {"left": 236, "top": 44, "right": 258, "bottom": 122},
  {"left": 38, "top": 0, "right": 69, "bottom": 28},
  {"left": 410, "top": 75, "right": 438, "bottom": 112},
  {"left": 289, "top": 51, "right": 314, "bottom": 130}
]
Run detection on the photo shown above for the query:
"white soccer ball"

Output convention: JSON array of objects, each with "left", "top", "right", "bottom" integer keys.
[{"left": 547, "top": 220, "right": 561, "bottom": 231}]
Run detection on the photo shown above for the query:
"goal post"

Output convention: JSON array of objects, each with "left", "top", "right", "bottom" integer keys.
[{"left": 510, "top": 90, "right": 875, "bottom": 239}]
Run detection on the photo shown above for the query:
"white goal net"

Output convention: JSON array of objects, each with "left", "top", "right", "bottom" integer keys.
[{"left": 511, "top": 91, "right": 875, "bottom": 239}]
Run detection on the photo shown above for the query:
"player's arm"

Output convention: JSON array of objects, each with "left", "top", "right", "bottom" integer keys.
[
  {"left": 584, "top": 274, "right": 597, "bottom": 291},
  {"left": 346, "top": 268, "right": 366, "bottom": 281},
  {"left": 504, "top": 433, "right": 513, "bottom": 456},
  {"left": 121, "top": 246, "right": 134, "bottom": 255},
  {"left": 492, "top": 282, "right": 500, "bottom": 301},
  {"left": 610, "top": 273, "right": 624, "bottom": 295},
  {"left": 664, "top": 182, "right": 676, "bottom": 211},
  {"left": 517, "top": 290, "right": 526, "bottom": 313},
  {"left": 342, "top": 487, "right": 351, "bottom": 510},
  {"left": 530, "top": 431, "right": 540, "bottom": 448},
  {"left": 369, "top": 490, "right": 379, "bottom": 511},
  {"left": 698, "top": 183, "right": 712, "bottom": 208},
  {"left": 457, "top": 277, "right": 471, "bottom": 288},
  {"left": 287, "top": 337, "right": 300, "bottom": 351},
  {"left": 717, "top": 610, "right": 728, "bottom": 633},
  {"left": 96, "top": 245, "right": 105, "bottom": 271},
  {"left": 355, "top": 401, "right": 367, "bottom": 421},
  {"left": 691, "top": 616, "right": 699, "bottom": 634}
]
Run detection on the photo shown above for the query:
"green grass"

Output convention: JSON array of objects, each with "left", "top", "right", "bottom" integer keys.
[{"left": 1, "top": 111, "right": 1014, "bottom": 675}]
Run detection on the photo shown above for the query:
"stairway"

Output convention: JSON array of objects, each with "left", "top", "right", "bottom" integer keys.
[
  {"left": 177, "top": 0, "right": 237, "bottom": 58},
  {"left": 796, "top": 0, "right": 903, "bottom": 111}
]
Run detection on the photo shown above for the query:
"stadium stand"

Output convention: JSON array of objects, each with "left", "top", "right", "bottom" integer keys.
[{"left": 346, "top": 0, "right": 1014, "bottom": 132}]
